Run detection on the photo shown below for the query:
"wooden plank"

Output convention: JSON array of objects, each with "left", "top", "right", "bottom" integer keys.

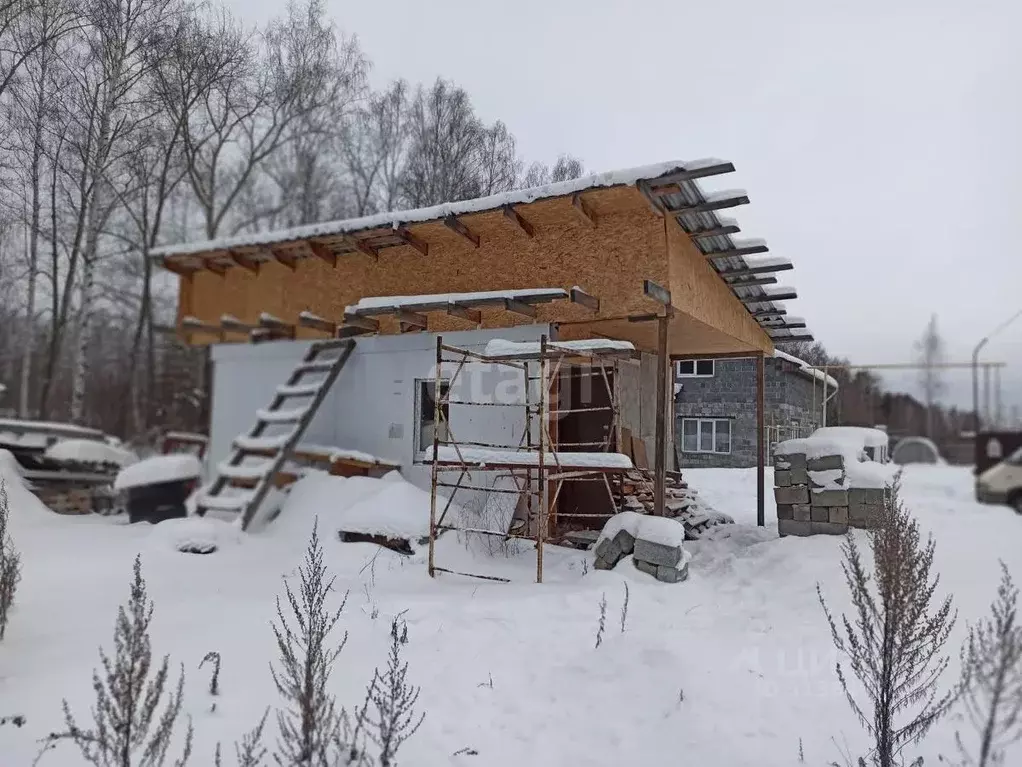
[
  {"left": 763, "top": 318, "right": 807, "bottom": 329},
  {"left": 443, "top": 215, "right": 480, "bottom": 247},
  {"left": 229, "top": 250, "right": 261, "bottom": 274},
  {"left": 741, "top": 290, "right": 797, "bottom": 303},
  {"left": 654, "top": 310, "right": 669, "bottom": 515},
  {"left": 631, "top": 435, "right": 649, "bottom": 470},
  {"left": 397, "top": 310, "right": 427, "bottom": 330},
  {"left": 648, "top": 162, "right": 735, "bottom": 185},
  {"left": 342, "top": 313, "right": 380, "bottom": 331},
  {"left": 394, "top": 226, "right": 428, "bottom": 255},
  {"left": 503, "top": 298, "right": 537, "bottom": 318},
  {"left": 447, "top": 304, "right": 482, "bottom": 324},
  {"left": 570, "top": 286, "right": 600, "bottom": 312},
  {"left": 723, "top": 275, "right": 777, "bottom": 287},
  {"left": 619, "top": 426, "right": 634, "bottom": 462},
  {"left": 643, "top": 279, "right": 672, "bottom": 307},
  {"left": 572, "top": 193, "right": 596, "bottom": 226},
  {"left": 220, "top": 315, "right": 256, "bottom": 333},
  {"left": 336, "top": 325, "right": 376, "bottom": 339},
  {"left": 307, "top": 241, "right": 337, "bottom": 267},
  {"left": 298, "top": 312, "right": 337, "bottom": 334},
  {"left": 704, "top": 244, "right": 770, "bottom": 258},
  {"left": 749, "top": 308, "right": 787, "bottom": 319},
  {"left": 667, "top": 195, "right": 749, "bottom": 216},
  {"left": 502, "top": 205, "right": 535, "bottom": 237},
  {"left": 718, "top": 262, "right": 793, "bottom": 279}
]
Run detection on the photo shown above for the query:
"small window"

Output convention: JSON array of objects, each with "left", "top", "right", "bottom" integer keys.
[
  {"left": 417, "top": 380, "right": 451, "bottom": 453},
  {"left": 680, "top": 418, "right": 731, "bottom": 454},
  {"left": 676, "top": 359, "right": 714, "bottom": 378}
]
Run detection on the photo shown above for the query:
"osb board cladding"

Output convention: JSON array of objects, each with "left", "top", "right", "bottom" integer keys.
[
  {"left": 664, "top": 216, "right": 773, "bottom": 354},
  {"left": 556, "top": 310, "right": 761, "bottom": 356},
  {"left": 177, "top": 186, "right": 668, "bottom": 344}
]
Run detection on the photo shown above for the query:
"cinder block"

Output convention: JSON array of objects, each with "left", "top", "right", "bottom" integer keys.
[
  {"left": 612, "top": 528, "right": 636, "bottom": 555},
  {"left": 810, "top": 471, "right": 846, "bottom": 489},
  {"left": 594, "top": 556, "right": 616, "bottom": 571},
  {"left": 776, "top": 504, "right": 794, "bottom": 520},
  {"left": 633, "top": 538, "right": 683, "bottom": 568},
  {"left": 829, "top": 506, "right": 849, "bottom": 524},
  {"left": 811, "top": 505, "right": 829, "bottom": 522},
  {"left": 793, "top": 504, "right": 811, "bottom": 522},
  {"left": 774, "top": 469, "right": 792, "bottom": 487},
  {"left": 811, "top": 520, "right": 849, "bottom": 536},
  {"left": 774, "top": 485, "right": 809, "bottom": 505},
  {"left": 656, "top": 562, "right": 690, "bottom": 584},
  {"left": 808, "top": 454, "right": 845, "bottom": 472},
  {"left": 595, "top": 537, "right": 620, "bottom": 563},
  {"left": 782, "top": 453, "right": 808, "bottom": 484},
  {"left": 633, "top": 558, "right": 658, "bottom": 577},
  {"left": 774, "top": 455, "right": 792, "bottom": 470},
  {"left": 848, "top": 487, "right": 886, "bottom": 506},
  {"left": 778, "top": 519, "right": 812, "bottom": 537},
  {"left": 812, "top": 489, "right": 849, "bottom": 507}
]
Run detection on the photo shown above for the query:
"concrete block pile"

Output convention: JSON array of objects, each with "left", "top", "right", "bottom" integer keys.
[
  {"left": 774, "top": 445, "right": 889, "bottom": 538},
  {"left": 594, "top": 511, "right": 690, "bottom": 583}
]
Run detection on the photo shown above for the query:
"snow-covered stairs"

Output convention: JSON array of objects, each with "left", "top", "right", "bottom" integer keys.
[{"left": 195, "top": 337, "right": 356, "bottom": 529}]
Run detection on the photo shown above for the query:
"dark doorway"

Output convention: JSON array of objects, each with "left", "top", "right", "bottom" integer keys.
[{"left": 553, "top": 364, "right": 616, "bottom": 534}]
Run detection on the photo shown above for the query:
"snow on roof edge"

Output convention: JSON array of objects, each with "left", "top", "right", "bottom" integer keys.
[
  {"left": 151, "top": 160, "right": 722, "bottom": 260},
  {"left": 773, "top": 349, "right": 839, "bottom": 389}
]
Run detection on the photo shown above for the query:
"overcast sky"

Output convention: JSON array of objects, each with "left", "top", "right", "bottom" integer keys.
[{"left": 238, "top": 0, "right": 1022, "bottom": 414}]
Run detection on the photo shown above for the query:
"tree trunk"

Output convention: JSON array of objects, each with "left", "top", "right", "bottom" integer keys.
[{"left": 70, "top": 250, "right": 97, "bottom": 423}]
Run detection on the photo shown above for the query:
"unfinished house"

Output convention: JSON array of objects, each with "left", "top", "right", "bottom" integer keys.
[
  {"left": 152, "top": 159, "right": 814, "bottom": 579},
  {"left": 674, "top": 349, "right": 838, "bottom": 469}
]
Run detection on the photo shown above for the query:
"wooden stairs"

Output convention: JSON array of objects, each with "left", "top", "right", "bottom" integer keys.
[{"left": 195, "top": 338, "right": 356, "bottom": 529}]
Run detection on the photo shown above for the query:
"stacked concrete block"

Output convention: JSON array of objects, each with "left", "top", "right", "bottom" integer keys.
[
  {"left": 775, "top": 445, "right": 889, "bottom": 538},
  {"left": 593, "top": 512, "right": 690, "bottom": 583}
]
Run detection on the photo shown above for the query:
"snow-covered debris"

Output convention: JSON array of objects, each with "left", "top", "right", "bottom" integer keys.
[
  {"left": 45, "top": 439, "right": 136, "bottom": 467},
  {"left": 808, "top": 468, "right": 846, "bottom": 490},
  {"left": 149, "top": 516, "right": 240, "bottom": 554},
  {"left": 428, "top": 445, "right": 633, "bottom": 470},
  {"left": 152, "top": 160, "right": 724, "bottom": 259},
  {"left": 114, "top": 454, "right": 201, "bottom": 491},
  {"left": 594, "top": 512, "right": 689, "bottom": 583},
  {"left": 812, "top": 426, "right": 888, "bottom": 451},
  {"left": 483, "top": 338, "right": 635, "bottom": 358}
]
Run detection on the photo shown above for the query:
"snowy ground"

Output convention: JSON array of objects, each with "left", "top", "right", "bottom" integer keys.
[{"left": 2, "top": 458, "right": 1020, "bottom": 766}]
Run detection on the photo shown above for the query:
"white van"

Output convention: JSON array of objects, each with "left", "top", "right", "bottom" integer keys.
[{"left": 976, "top": 447, "right": 1022, "bottom": 512}]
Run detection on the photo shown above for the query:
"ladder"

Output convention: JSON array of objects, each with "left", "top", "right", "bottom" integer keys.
[{"left": 195, "top": 338, "right": 356, "bottom": 530}]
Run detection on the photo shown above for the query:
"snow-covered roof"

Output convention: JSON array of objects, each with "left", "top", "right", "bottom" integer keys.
[
  {"left": 150, "top": 160, "right": 722, "bottom": 259},
  {"left": 483, "top": 338, "right": 636, "bottom": 360},
  {"left": 773, "top": 349, "right": 839, "bottom": 389},
  {"left": 345, "top": 288, "right": 568, "bottom": 316},
  {"left": 428, "top": 445, "right": 633, "bottom": 470}
]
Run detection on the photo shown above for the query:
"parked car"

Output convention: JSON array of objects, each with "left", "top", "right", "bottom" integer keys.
[{"left": 976, "top": 447, "right": 1022, "bottom": 512}]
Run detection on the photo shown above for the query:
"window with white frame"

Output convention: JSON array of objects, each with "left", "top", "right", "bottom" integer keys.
[
  {"left": 681, "top": 418, "right": 731, "bottom": 454},
  {"left": 676, "top": 359, "right": 714, "bottom": 378},
  {"left": 416, "top": 379, "right": 451, "bottom": 454}
]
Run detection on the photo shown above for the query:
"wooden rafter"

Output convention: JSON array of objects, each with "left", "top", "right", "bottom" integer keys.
[
  {"left": 220, "top": 314, "right": 257, "bottom": 333},
  {"left": 716, "top": 261, "right": 793, "bottom": 279},
  {"left": 502, "top": 205, "right": 534, "bottom": 237},
  {"left": 343, "top": 234, "right": 378, "bottom": 260},
  {"left": 741, "top": 290, "right": 797, "bottom": 303},
  {"left": 298, "top": 312, "right": 337, "bottom": 334},
  {"left": 762, "top": 318, "right": 806, "bottom": 329},
  {"left": 342, "top": 313, "right": 380, "bottom": 332},
  {"left": 228, "top": 251, "right": 260, "bottom": 274},
  {"left": 687, "top": 224, "right": 741, "bottom": 239},
  {"left": 504, "top": 298, "right": 537, "bottom": 318},
  {"left": 749, "top": 308, "right": 787, "bottom": 319},
  {"left": 268, "top": 248, "right": 298, "bottom": 271},
  {"left": 648, "top": 162, "right": 735, "bottom": 186},
  {"left": 397, "top": 310, "right": 427, "bottom": 330},
  {"left": 704, "top": 243, "right": 770, "bottom": 259},
  {"left": 443, "top": 215, "right": 480, "bottom": 247},
  {"left": 667, "top": 195, "right": 749, "bottom": 216},
  {"left": 205, "top": 258, "right": 229, "bottom": 277},
  {"left": 307, "top": 241, "right": 337, "bottom": 267},
  {"left": 161, "top": 258, "right": 197, "bottom": 276},
  {"left": 723, "top": 275, "right": 778, "bottom": 288},
  {"left": 337, "top": 325, "right": 375, "bottom": 339},
  {"left": 394, "top": 226, "right": 428, "bottom": 255},
  {"left": 259, "top": 313, "right": 296, "bottom": 337},
  {"left": 571, "top": 193, "right": 596, "bottom": 227},
  {"left": 180, "top": 316, "right": 221, "bottom": 334},
  {"left": 647, "top": 182, "right": 682, "bottom": 196},
  {"left": 447, "top": 304, "right": 482, "bottom": 324},
  {"left": 570, "top": 286, "right": 600, "bottom": 312}
]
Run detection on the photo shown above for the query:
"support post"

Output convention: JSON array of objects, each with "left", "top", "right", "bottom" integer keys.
[
  {"left": 983, "top": 363, "right": 991, "bottom": 429},
  {"left": 653, "top": 309, "right": 670, "bottom": 516},
  {"left": 427, "top": 336, "right": 443, "bottom": 577},
  {"left": 537, "top": 335, "right": 548, "bottom": 583},
  {"left": 756, "top": 353, "right": 766, "bottom": 528}
]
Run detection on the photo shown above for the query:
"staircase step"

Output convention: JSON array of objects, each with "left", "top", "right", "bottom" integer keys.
[
  {"left": 234, "top": 433, "right": 294, "bottom": 452},
  {"left": 311, "top": 338, "right": 355, "bottom": 353},
  {"left": 295, "top": 361, "right": 335, "bottom": 375},
  {"left": 196, "top": 490, "right": 254, "bottom": 513},
  {"left": 218, "top": 461, "right": 273, "bottom": 481},
  {"left": 257, "top": 406, "right": 309, "bottom": 424},
  {"left": 276, "top": 382, "right": 322, "bottom": 397}
]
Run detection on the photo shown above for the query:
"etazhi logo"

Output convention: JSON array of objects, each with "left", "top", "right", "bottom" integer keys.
[{"left": 987, "top": 437, "right": 1003, "bottom": 460}]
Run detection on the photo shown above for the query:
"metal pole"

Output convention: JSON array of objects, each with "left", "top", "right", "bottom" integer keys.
[
  {"left": 427, "top": 336, "right": 443, "bottom": 577},
  {"left": 983, "top": 363, "right": 991, "bottom": 430},
  {"left": 995, "top": 366, "right": 1003, "bottom": 428},
  {"left": 653, "top": 309, "right": 670, "bottom": 516},
  {"left": 973, "top": 339, "right": 986, "bottom": 432},
  {"left": 756, "top": 354, "right": 765, "bottom": 527},
  {"left": 537, "top": 335, "right": 548, "bottom": 584}
]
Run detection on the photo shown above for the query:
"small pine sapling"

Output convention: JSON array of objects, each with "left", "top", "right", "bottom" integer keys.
[
  {"left": 594, "top": 593, "right": 607, "bottom": 649},
  {"left": 200, "top": 651, "right": 222, "bottom": 697},
  {"left": 355, "top": 618, "right": 425, "bottom": 767},
  {"left": 819, "top": 479, "right": 958, "bottom": 767},
  {"left": 0, "top": 481, "right": 22, "bottom": 640},
  {"left": 44, "top": 554, "right": 193, "bottom": 766},
  {"left": 620, "top": 582, "right": 630, "bottom": 633},
  {"left": 956, "top": 562, "right": 1022, "bottom": 767}
]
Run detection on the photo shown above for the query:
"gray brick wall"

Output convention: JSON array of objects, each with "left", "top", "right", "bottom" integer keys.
[{"left": 674, "top": 357, "right": 826, "bottom": 468}]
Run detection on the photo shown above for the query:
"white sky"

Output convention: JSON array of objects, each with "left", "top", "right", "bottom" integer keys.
[{"left": 235, "top": 0, "right": 1022, "bottom": 413}]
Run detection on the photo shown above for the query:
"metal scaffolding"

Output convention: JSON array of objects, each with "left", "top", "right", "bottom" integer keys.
[{"left": 426, "top": 334, "right": 635, "bottom": 584}]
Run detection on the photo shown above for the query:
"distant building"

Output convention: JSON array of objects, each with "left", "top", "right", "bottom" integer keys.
[{"left": 674, "top": 351, "right": 838, "bottom": 468}]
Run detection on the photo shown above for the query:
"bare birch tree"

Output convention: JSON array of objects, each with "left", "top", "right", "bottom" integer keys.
[
  {"left": 819, "top": 479, "right": 959, "bottom": 766},
  {"left": 342, "top": 79, "right": 408, "bottom": 215}
]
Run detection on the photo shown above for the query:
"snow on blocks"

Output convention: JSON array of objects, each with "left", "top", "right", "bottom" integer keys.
[
  {"left": 774, "top": 427, "right": 895, "bottom": 537},
  {"left": 593, "top": 512, "right": 690, "bottom": 583}
]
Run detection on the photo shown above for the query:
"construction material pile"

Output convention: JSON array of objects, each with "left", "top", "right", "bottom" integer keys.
[
  {"left": 593, "top": 511, "right": 691, "bottom": 583},
  {"left": 615, "top": 469, "right": 734, "bottom": 540}
]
